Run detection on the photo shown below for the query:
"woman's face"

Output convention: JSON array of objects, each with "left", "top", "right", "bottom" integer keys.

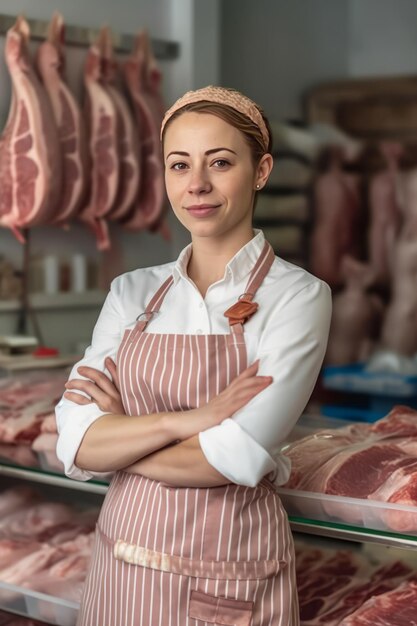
[{"left": 163, "top": 112, "right": 265, "bottom": 242}]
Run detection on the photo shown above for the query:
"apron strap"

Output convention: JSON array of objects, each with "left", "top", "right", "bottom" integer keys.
[
  {"left": 131, "top": 239, "right": 275, "bottom": 339},
  {"left": 130, "top": 275, "right": 174, "bottom": 338},
  {"left": 224, "top": 241, "right": 275, "bottom": 330}
]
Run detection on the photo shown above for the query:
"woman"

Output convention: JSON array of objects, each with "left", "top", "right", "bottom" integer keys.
[{"left": 56, "top": 85, "right": 332, "bottom": 626}]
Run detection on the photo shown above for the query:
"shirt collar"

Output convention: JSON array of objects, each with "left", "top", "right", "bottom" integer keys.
[{"left": 172, "top": 229, "right": 266, "bottom": 286}]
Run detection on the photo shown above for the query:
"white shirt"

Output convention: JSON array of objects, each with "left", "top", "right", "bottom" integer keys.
[{"left": 55, "top": 230, "right": 332, "bottom": 487}]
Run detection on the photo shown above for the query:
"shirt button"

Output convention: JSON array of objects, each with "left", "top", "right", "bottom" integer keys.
[
  {"left": 196, "top": 329, "right": 203, "bottom": 334},
  {"left": 199, "top": 302, "right": 204, "bottom": 309}
]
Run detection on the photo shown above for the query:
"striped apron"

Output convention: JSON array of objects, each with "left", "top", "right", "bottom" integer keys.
[{"left": 77, "top": 241, "right": 299, "bottom": 626}]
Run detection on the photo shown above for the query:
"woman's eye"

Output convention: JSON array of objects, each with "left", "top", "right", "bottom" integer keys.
[
  {"left": 213, "top": 159, "right": 230, "bottom": 168},
  {"left": 171, "top": 162, "right": 188, "bottom": 171}
]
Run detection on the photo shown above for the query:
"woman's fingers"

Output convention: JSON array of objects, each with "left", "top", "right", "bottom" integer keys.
[
  {"left": 105, "top": 358, "right": 120, "bottom": 390},
  {"left": 76, "top": 366, "right": 119, "bottom": 399},
  {"left": 63, "top": 391, "right": 91, "bottom": 405}
]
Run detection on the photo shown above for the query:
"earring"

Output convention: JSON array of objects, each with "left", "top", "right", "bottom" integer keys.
[{"left": 256, "top": 184, "right": 261, "bottom": 190}]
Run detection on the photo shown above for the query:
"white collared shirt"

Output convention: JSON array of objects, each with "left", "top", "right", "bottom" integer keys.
[{"left": 55, "top": 230, "right": 332, "bottom": 487}]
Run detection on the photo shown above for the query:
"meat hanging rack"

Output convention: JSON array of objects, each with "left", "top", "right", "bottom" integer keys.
[{"left": 0, "top": 12, "right": 180, "bottom": 59}]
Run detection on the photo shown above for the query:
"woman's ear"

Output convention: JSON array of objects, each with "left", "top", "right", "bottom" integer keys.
[{"left": 254, "top": 153, "right": 274, "bottom": 191}]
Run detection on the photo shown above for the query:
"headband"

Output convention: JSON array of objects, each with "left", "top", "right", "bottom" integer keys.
[{"left": 160, "top": 85, "right": 270, "bottom": 152}]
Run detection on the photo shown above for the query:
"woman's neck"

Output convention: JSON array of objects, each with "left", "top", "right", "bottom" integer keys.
[{"left": 187, "top": 230, "right": 255, "bottom": 297}]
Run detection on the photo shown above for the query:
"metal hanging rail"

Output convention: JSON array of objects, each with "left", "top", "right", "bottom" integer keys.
[{"left": 0, "top": 13, "right": 180, "bottom": 59}]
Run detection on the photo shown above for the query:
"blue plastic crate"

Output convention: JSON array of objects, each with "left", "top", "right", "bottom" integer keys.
[
  {"left": 321, "top": 404, "right": 387, "bottom": 423},
  {"left": 322, "top": 363, "right": 417, "bottom": 397}
]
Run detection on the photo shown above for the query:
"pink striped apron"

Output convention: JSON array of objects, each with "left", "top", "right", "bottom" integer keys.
[{"left": 77, "top": 241, "right": 299, "bottom": 626}]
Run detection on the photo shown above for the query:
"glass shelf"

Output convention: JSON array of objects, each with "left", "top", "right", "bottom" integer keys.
[
  {"left": 0, "top": 461, "right": 108, "bottom": 495},
  {"left": 0, "top": 579, "right": 78, "bottom": 626},
  {"left": 1, "top": 460, "right": 417, "bottom": 550}
]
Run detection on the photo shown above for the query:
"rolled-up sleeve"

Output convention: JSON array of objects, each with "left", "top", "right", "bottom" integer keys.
[
  {"left": 55, "top": 280, "right": 124, "bottom": 481},
  {"left": 199, "top": 279, "right": 332, "bottom": 487}
]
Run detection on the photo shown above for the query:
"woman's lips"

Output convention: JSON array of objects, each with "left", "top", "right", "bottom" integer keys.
[{"left": 185, "top": 204, "right": 220, "bottom": 217}]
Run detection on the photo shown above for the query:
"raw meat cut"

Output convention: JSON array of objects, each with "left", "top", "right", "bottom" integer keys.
[
  {"left": 325, "top": 255, "right": 384, "bottom": 365},
  {"left": 310, "top": 147, "right": 361, "bottom": 288},
  {"left": 368, "top": 142, "right": 403, "bottom": 285},
  {"left": 282, "top": 406, "right": 417, "bottom": 531},
  {"left": 36, "top": 12, "right": 88, "bottom": 224},
  {"left": 0, "top": 486, "right": 38, "bottom": 518},
  {"left": 122, "top": 30, "right": 167, "bottom": 231},
  {"left": 339, "top": 579, "right": 417, "bottom": 626},
  {"left": 295, "top": 541, "right": 414, "bottom": 626},
  {"left": 0, "top": 502, "right": 74, "bottom": 539},
  {"left": 0, "top": 16, "right": 62, "bottom": 241},
  {"left": 80, "top": 28, "right": 120, "bottom": 249},
  {"left": 100, "top": 27, "right": 141, "bottom": 222}
]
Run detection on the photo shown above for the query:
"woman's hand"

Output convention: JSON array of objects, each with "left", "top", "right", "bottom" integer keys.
[
  {"left": 63, "top": 358, "right": 125, "bottom": 415},
  {"left": 171, "top": 360, "right": 272, "bottom": 440}
]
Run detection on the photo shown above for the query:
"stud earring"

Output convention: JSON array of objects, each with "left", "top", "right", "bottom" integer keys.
[{"left": 256, "top": 184, "right": 261, "bottom": 190}]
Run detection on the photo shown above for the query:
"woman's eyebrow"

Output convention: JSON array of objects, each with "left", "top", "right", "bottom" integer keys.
[{"left": 166, "top": 147, "right": 237, "bottom": 159}]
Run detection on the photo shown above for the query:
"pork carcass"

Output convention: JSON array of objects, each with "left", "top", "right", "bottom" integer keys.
[
  {"left": 380, "top": 225, "right": 417, "bottom": 355},
  {"left": 122, "top": 30, "right": 167, "bottom": 232},
  {"left": 100, "top": 27, "right": 141, "bottom": 222},
  {"left": 339, "top": 579, "right": 417, "bottom": 626},
  {"left": 310, "top": 147, "right": 361, "bottom": 288},
  {"left": 368, "top": 142, "right": 403, "bottom": 285},
  {"left": 80, "top": 28, "right": 120, "bottom": 249},
  {"left": 325, "top": 256, "right": 384, "bottom": 365},
  {"left": 0, "top": 16, "right": 62, "bottom": 241},
  {"left": 36, "top": 12, "right": 88, "bottom": 224}
]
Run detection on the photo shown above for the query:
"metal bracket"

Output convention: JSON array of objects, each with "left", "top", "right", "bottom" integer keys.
[{"left": 0, "top": 13, "right": 180, "bottom": 59}]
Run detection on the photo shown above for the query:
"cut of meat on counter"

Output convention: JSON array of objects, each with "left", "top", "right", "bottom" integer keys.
[
  {"left": 338, "top": 580, "right": 417, "bottom": 626},
  {"left": 0, "top": 373, "right": 65, "bottom": 471},
  {"left": 282, "top": 405, "right": 417, "bottom": 532},
  {"left": 0, "top": 486, "right": 98, "bottom": 605},
  {"left": 100, "top": 27, "right": 141, "bottom": 223},
  {"left": 36, "top": 12, "right": 89, "bottom": 226},
  {"left": 295, "top": 541, "right": 417, "bottom": 626},
  {"left": 79, "top": 28, "right": 120, "bottom": 250},
  {"left": 122, "top": 30, "right": 168, "bottom": 235},
  {"left": 0, "top": 16, "right": 62, "bottom": 242},
  {"left": 0, "top": 373, "right": 65, "bottom": 445}
]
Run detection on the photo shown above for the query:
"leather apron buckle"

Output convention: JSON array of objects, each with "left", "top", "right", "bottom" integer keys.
[{"left": 224, "top": 298, "right": 259, "bottom": 326}]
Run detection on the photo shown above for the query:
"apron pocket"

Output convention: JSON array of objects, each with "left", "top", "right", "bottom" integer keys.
[{"left": 188, "top": 590, "right": 253, "bottom": 626}]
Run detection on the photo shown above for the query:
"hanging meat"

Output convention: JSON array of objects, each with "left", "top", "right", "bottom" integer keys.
[
  {"left": 80, "top": 28, "right": 120, "bottom": 250},
  {"left": 325, "top": 255, "right": 384, "bottom": 365},
  {"left": 0, "top": 16, "right": 62, "bottom": 242},
  {"left": 122, "top": 30, "right": 167, "bottom": 232},
  {"left": 380, "top": 223, "right": 417, "bottom": 356},
  {"left": 368, "top": 142, "right": 403, "bottom": 286},
  {"left": 100, "top": 27, "right": 141, "bottom": 222},
  {"left": 310, "top": 147, "right": 362, "bottom": 288},
  {"left": 36, "top": 12, "right": 88, "bottom": 225}
]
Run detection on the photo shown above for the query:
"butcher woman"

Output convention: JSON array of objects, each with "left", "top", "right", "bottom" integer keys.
[{"left": 56, "top": 86, "right": 332, "bottom": 626}]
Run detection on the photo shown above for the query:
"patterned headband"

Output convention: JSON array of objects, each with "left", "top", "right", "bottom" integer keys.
[{"left": 160, "top": 85, "right": 270, "bottom": 151}]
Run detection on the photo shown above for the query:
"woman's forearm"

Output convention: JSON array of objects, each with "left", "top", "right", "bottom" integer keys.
[
  {"left": 125, "top": 435, "right": 230, "bottom": 488},
  {"left": 75, "top": 411, "right": 188, "bottom": 472},
  {"left": 74, "top": 405, "right": 224, "bottom": 472}
]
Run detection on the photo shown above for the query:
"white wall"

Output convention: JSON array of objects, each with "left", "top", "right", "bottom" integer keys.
[
  {"left": 220, "top": 0, "right": 349, "bottom": 121},
  {"left": 348, "top": 0, "right": 417, "bottom": 77}
]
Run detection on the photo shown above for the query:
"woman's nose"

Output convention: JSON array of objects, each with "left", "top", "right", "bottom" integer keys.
[{"left": 188, "top": 168, "right": 212, "bottom": 194}]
